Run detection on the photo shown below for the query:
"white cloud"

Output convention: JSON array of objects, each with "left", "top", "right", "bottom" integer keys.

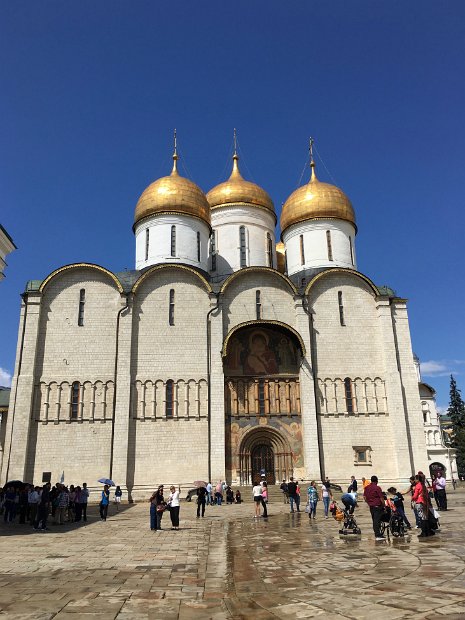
[
  {"left": 421, "top": 361, "right": 450, "bottom": 376},
  {"left": 0, "top": 367, "right": 12, "bottom": 387}
]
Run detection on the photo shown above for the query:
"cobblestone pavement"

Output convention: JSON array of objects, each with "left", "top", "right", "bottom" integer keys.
[{"left": 1, "top": 488, "right": 465, "bottom": 619}]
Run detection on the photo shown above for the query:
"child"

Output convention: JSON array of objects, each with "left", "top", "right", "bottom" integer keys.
[
  {"left": 114, "top": 486, "right": 122, "bottom": 511},
  {"left": 387, "top": 487, "right": 411, "bottom": 529}
]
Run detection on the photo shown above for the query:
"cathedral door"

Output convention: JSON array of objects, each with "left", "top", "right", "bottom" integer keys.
[{"left": 251, "top": 443, "right": 275, "bottom": 484}]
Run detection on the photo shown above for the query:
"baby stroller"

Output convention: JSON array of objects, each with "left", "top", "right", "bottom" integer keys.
[{"left": 330, "top": 501, "right": 361, "bottom": 535}]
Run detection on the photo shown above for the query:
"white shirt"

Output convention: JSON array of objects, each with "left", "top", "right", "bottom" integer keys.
[
  {"left": 169, "top": 490, "right": 180, "bottom": 507},
  {"left": 253, "top": 485, "right": 262, "bottom": 497},
  {"left": 321, "top": 485, "right": 330, "bottom": 498},
  {"left": 435, "top": 476, "right": 446, "bottom": 490},
  {"left": 28, "top": 491, "right": 40, "bottom": 504}
]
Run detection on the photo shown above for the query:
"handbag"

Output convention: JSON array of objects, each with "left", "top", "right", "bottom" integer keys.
[{"left": 305, "top": 503, "right": 310, "bottom": 513}]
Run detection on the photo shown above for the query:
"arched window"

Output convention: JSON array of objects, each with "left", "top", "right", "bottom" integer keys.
[
  {"left": 338, "top": 291, "right": 345, "bottom": 326},
  {"left": 349, "top": 236, "right": 354, "bottom": 266},
  {"left": 70, "top": 382, "right": 80, "bottom": 419},
  {"left": 145, "top": 228, "right": 150, "bottom": 261},
  {"left": 239, "top": 226, "right": 247, "bottom": 267},
  {"left": 165, "top": 380, "right": 174, "bottom": 418},
  {"left": 258, "top": 379, "right": 265, "bottom": 415},
  {"left": 210, "top": 230, "right": 217, "bottom": 271},
  {"left": 266, "top": 233, "right": 273, "bottom": 267},
  {"left": 326, "top": 230, "right": 333, "bottom": 261},
  {"left": 171, "top": 225, "right": 176, "bottom": 257},
  {"left": 197, "top": 231, "right": 201, "bottom": 262},
  {"left": 300, "top": 235, "right": 305, "bottom": 265},
  {"left": 78, "top": 289, "right": 85, "bottom": 326},
  {"left": 256, "top": 290, "right": 262, "bottom": 320},
  {"left": 169, "top": 289, "right": 175, "bottom": 326},
  {"left": 344, "top": 377, "right": 354, "bottom": 413}
]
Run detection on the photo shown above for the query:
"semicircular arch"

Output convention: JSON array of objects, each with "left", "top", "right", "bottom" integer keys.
[
  {"left": 222, "top": 320, "right": 306, "bottom": 358},
  {"left": 304, "top": 268, "right": 379, "bottom": 298},
  {"left": 220, "top": 267, "right": 297, "bottom": 296},
  {"left": 132, "top": 263, "right": 212, "bottom": 294},
  {"left": 39, "top": 263, "right": 123, "bottom": 294},
  {"left": 239, "top": 425, "right": 292, "bottom": 454}
]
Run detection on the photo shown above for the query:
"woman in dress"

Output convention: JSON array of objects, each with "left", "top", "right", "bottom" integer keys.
[{"left": 167, "top": 485, "right": 180, "bottom": 530}]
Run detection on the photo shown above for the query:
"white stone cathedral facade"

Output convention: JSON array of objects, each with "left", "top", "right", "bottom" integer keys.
[{"left": 1, "top": 143, "right": 434, "bottom": 496}]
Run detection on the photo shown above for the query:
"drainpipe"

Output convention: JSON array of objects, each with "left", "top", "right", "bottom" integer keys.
[
  {"left": 302, "top": 294, "right": 325, "bottom": 481},
  {"left": 206, "top": 293, "right": 220, "bottom": 483},
  {"left": 109, "top": 295, "right": 129, "bottom": 480},
  {"left": 4, "top": 293, "right": 28, "bottom": 483}
]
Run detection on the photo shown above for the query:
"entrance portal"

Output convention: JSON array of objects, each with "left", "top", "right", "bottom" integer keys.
[{"left": 251, "top": 443, "right": 275, "bottom": 484}]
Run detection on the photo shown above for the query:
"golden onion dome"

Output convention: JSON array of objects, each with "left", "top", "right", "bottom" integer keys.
[
  {"left": 275, "top": 241, "right": 286, "bottom": 274},
  {"left": 134, "top": 155, "right": 211, "bottom": 229},
  {"left": 207, "top": 154, "right": 275, "bottom": 219},
  {"left": 280, "top": 162, "right": 356, "bottom": 234}
]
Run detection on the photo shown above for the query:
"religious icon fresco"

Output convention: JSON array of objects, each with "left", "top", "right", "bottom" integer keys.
[{"left": 224, "top": 326, "right": 300, "bottom": 376}]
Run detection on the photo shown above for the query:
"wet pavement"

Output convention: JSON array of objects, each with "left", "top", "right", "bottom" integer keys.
[{"left": 1, "top": 488, "right": 465, "bottom": 618}]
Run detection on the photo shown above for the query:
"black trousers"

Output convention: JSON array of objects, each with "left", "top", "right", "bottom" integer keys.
[
  {"left": 81, "top": 503, "right": 88, "bottom": 521},
  {"left": 370, "top": 505, "right": 384, "bottom": 537},
  {"left": 197, "top": 499, "right": 206, "bottom": 517},
  {"left": 170, "top": 506, "right": 180, "bottom": 527},
  {"left": 99, "top": 503, "right": 108, "bottom": 520},
  {"left": 436, "top": 489, "right": 447, "bottom": 510},
  {"left": 261, "top": 497, "right": 268, "bottom": 517}
]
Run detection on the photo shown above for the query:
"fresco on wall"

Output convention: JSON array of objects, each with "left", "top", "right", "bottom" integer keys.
[{"left": 224, "top": 326, "right": 300, "bottom": 376}]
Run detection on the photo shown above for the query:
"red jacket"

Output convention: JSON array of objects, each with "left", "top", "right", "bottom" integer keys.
[{"left": 412, "top": 482, "right": 427, "bottom": 504}]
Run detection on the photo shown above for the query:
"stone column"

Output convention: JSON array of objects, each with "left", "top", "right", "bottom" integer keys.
[
  {"left": 391, "top": 300, "right": 430, "bottom": 474},
  {"left": 376, "top": 298, "right": 414, "bottom": 479},
  {"left": 1, "top": 292, "right": 41, "bottom": 484},
  {"left": 209, "top": 295, "right": 226, "bottom": 482},
  {"left": 109, "top": 296, "right": 133, "bottom": 492},
  {"left": 295, "top": 298, "right": 321, "bottom": 481}
]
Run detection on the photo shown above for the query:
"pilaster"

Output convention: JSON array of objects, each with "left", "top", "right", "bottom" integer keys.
[{"left": 209, "top": 296, "right": 225, "bottom": 482}]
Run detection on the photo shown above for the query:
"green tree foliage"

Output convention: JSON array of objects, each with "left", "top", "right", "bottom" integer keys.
[{"left": 448, "top": 375, "right": 465, "bottom": 474}]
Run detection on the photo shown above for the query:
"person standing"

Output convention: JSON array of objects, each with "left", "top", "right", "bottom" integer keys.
[
  {"left": 287, "top": 477, "right": 300, "bottom": 513},
  {"left": 260, "top": 480, "right": 268, "bottom": 517},
  {"left": 34, "top": 483, "right": 51, "bottom": 531},
  {"left": 74, "top": 486, "right": 83, "bottom": 522},
  {"left": 168, "top": 485, "right": 180, "bottom": 530},
  {"left": 412, "top": 474, "right": 435, "bottom": 537},
  {"left": 28, "top": 486, "right": 40, "bottom": 525},
  {"left": 280, "top": 479, "right": 289, "bottom": 504},
  {"left": 252, "top": 482, "right": 262, "bottom": 518},
  {"left": 206, "top": 482, "right": 212, "bottom": 505},
  {"left": 307, "top": 481, "right": 319, "bottom": 519},
  {"left": 151, "top": 485, "right": 165, "bottom": 530},
  {"left": 196, "top": 485, "right": 207, "bottom": 518},
  {"left": 55, "top": 486, "right": 69, "bottom": 525},
  {"left": 80, "top": 483, "right": 89, "bottom": 522},
  {"left": 215, "top": 482, "right": 223, "bottom": 505},
  {"left": 100, "top": 485, "right": 110, "bottom": 521},
  {"left": 320, "top": 481, "right": 332, "bottom": 519},
  {"left": 363, "top": 475, "right": 386, "bottom": 541},
  {"left": 114, "top": 486, "right": 122, "bottom": 511},
  {"left": 434, "top": 471, "right": 447, "bottom": 511}
]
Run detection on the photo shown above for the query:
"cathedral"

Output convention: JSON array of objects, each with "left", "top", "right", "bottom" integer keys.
[{"left": 2, "top": 138, "right": 434, "bottom": 497}]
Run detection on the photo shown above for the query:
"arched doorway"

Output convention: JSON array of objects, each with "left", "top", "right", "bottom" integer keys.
[{"left": 238, "top": 427, "right": 293, "bottom": 485}]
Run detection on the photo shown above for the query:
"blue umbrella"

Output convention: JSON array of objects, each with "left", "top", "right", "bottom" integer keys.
[{"left": 98, "top": 478, "right": 115, "bottom": 486}]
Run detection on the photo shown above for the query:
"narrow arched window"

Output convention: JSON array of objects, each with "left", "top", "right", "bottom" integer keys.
[
  {"left": 349, "top": 236, "right": 354, "bottom": 266},
  {"left": 300, "top": 235, "right": 305, "bottom": 265},
  {"left": 326, "top": 230, "right": 333, "bottom": 261},
  {"left": 258, "top": 379, "right": 266, "bottom": 415},
  {"left": 256, "top": 290, "right": 261, "bottom": 319},
  {"left": 344, "top": 377, "right": 353, "bottom": 414},
  {"left": 171, "top": 225, "right": 176, "bottom": 257},
  {"left": 169, "top": 289, "right": 175, "bottom": 326},
  {"left": 210, "top": 230, "right": 217, "bottom": 271},
  {"left": 71, "top": 382, "right": 80, "bottom": 420},
  {"left": 266, "top": 233, "right": 273, "bottom": 267},
  {"left": 145, "top": 228, "right": 150, "bottom": 261},
  {"left": 78, "top": 289, "right": 85, "bottom": 326},
  {"left": 197, "top": 231, "right": 201, "bottom": 262},
  {"left": 338, "top": 291, "right": 345, "bottom": 326},
  {"left": 165, "top": 380, "right": 174, "bottom": 418},
  {"left": 284, "top": 250, "right": 288, "bottom": 274},
  {"left": 301, "top": 277, "right": 306, "bottom": 289},
  {"left": 239, "top": 226, "right": 247, "bottom": 267}
]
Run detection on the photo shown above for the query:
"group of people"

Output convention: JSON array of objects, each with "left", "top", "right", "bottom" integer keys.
[
  {"left": 0, "top": 482, "right": 124, "bottom": 529},
  {"left": 149, "top": 485, "right": 180, "bottom": 530},
  {"left": 280, "top": 476, "right": 335, "bottom": 518}
]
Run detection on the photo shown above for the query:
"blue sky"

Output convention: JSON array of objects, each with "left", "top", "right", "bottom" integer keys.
[{"left": 1, "top": 1, "right": 464, "bottom": 409}]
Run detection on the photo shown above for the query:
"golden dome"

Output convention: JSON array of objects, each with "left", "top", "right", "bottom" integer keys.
[
  {"left": 275, "top": 241, "right": 286, "bottom": 274},
  {"left": 280, "top": 162, "right": 356, "bottom": 233},
  {"left": 134, "top": 155, "right": 211, "bottom": 228},
  {"left": 207, "top": 155, "right": 275, "bottom": 218}
]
